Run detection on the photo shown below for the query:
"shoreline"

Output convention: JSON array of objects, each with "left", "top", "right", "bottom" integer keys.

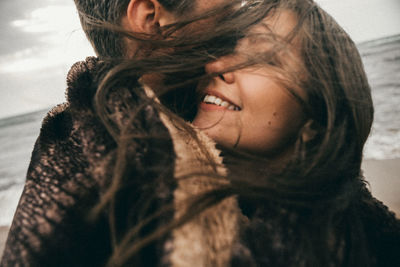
[{"left": 1, "top": 158, "right": 399, "bottom": 259}]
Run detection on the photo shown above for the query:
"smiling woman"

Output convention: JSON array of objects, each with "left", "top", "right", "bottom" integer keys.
[{"left": 194, "top": 10, "right": 307, "bottom": 158}]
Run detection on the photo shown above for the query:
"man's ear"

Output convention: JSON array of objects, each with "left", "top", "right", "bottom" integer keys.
[
  {"left": 126, "top": 0, "right": 174, "bottom": 33},
  {"left": 301, "top": 120, "right": 318, "bottom": 143}
]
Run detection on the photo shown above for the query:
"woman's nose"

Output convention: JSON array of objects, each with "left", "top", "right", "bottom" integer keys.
[{"left": 205, "top": 56, "right": 236, "bottom": 84}]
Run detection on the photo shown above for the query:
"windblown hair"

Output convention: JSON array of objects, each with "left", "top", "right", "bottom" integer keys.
[
  {"left": 73, "top": 0, "right": 195, "bottom": 57},
  {"left": 76, "top": 0, "right": 374, "bottom": 266}
]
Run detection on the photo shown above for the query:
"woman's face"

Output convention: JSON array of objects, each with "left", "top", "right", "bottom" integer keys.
[{"left": 193, "top": 10, "right": 306, "bottom": 157}]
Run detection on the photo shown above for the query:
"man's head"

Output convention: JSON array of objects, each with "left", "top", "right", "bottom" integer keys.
[{"left": 74, "top": 0, "right": 198, "bottom": 58}]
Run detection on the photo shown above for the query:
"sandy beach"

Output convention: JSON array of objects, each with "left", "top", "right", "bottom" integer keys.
[
  {"left": 362, "top": 159, "right": 400, "bottom": 216},
  {"left": 0, "top": 158, "right": 399, "bottom": 260},
  {"left": 0, "top": 226, "right": 8, "bottom": 260}
]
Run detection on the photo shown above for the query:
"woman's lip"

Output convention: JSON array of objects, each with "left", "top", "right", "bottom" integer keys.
[
  {"left": 199, "top": 102, "right": 234, "bottom": 111},
  {"left": 203, "top": 90, "right": 241, "bottom": 109}
]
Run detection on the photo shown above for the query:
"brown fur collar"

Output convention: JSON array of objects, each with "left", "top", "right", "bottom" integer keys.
[
  {"left": 159, "top": 111, "right": 240, "bottom": 267},
  {"left": 66, "top": 58, "right": 242, "bottom": 266}
]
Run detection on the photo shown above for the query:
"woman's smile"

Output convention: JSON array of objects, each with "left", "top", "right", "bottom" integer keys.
[
  {"left": 193, "top": 10, "right": 306, "bottom": 157},
  {"left": 200, "top": 93, "right": 241, "bottom": 111}
]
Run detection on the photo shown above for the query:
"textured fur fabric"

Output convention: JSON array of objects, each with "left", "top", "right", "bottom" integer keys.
[
  {"left": 157, "top": 110, "right": 240, "bottom": 267},
  {"left": 0, "top": 57, "right": 240, "bottom": 266},
  {"left": 1, "top": 57, "right": 400, "bottom": 267}
]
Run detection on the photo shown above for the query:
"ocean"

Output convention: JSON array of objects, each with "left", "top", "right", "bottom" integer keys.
[
  {"left": 0, "top": 109, "right": 47, "bottom": 226},
  {"left": 0, "top": 35, "right": 399, "bottom": 226},
  {"left": 360, "top": 35, "right": 400, "bottom": 160}
]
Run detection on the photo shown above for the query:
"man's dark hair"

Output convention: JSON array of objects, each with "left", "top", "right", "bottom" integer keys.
[{"left": 73, "top": 0, "right": 194, "bottom": 58}]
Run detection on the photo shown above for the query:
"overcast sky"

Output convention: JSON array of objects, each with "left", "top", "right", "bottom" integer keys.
[
  {"left": 318, "top": 0, "right": 400, "bottom": 43},
  {"left": 0, "top": 0, "right": 399, "bottom": 119}
]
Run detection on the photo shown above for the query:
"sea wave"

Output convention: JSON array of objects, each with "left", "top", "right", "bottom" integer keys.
[
  {"left": 359, "top": 34, "right": 400, "bottom": 159},
  {"left": 0, "top": 184, "right": 24, "bottom": 226}
]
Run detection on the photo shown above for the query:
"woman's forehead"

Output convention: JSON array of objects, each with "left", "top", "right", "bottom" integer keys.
[
  {"left": 236, "top": 9, "right": 301, "bottom": 59},
  {"left": 251, "top": 10, "right": 298, "bottom": 38}
]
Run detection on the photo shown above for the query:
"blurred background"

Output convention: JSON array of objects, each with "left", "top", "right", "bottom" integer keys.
[{"left": 0, "top": 0, "right": 399, "bottom": 239}]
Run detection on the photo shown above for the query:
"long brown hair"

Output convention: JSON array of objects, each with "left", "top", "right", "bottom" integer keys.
[{"left": 77, "top": 0, "right": 374, "bottom": 265}]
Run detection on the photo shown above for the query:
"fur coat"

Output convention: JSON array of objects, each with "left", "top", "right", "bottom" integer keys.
[{"left": 1, "top": 57, "right": 399, "bottom": 267}]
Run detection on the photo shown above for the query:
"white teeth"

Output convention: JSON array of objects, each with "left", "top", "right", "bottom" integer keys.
[
  {"left": 202, "top": 94, "right": 240, "bottom": 110},
  {"left": 220, "top": 101, "right": 229, "bottom": 107}
]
